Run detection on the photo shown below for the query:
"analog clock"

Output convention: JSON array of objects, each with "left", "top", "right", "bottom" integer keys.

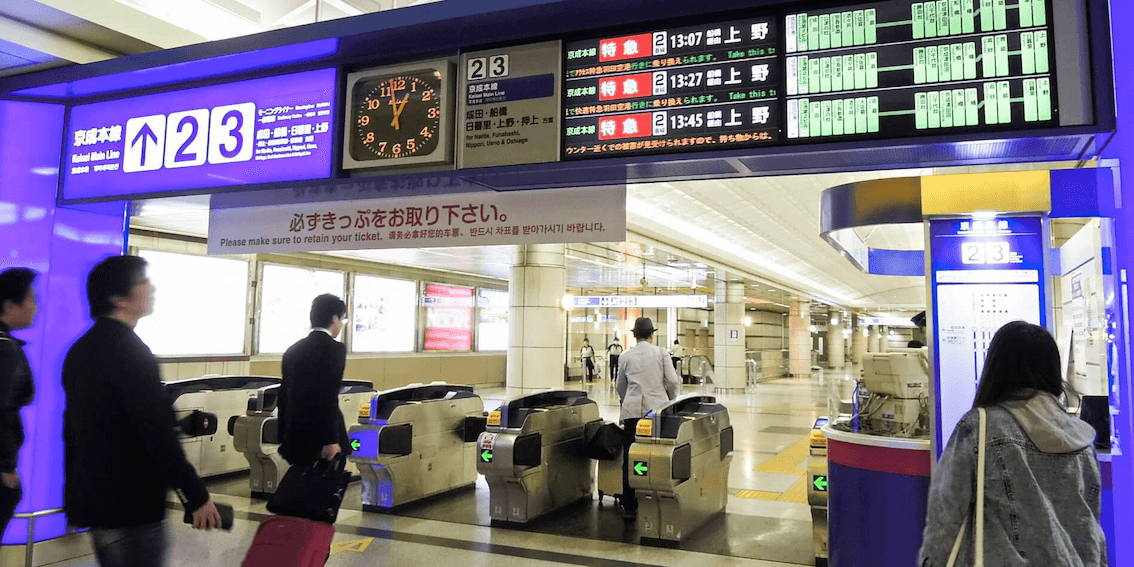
[{"left": 343, "top": 61, "right": 455, "bottom": 170}]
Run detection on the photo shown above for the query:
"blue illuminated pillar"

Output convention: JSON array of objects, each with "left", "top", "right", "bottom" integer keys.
[
  {"left": 0, "top": 101, "right": 127, "bottom": 544},
  {"left": 1104, "top": 1, "right": 1134, "bottom": 565}
]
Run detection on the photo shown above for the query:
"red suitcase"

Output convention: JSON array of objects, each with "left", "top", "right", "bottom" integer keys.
[{"left": 242, "top": 515, "right": 335, "bottom": 567}]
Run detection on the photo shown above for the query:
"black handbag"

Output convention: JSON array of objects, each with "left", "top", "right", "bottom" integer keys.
[
  {"left": 585, "top": 422, "right": 624, "bottom": 461},
  {"left": 266, "top": 457, "right": 351, "bottom": 524}
]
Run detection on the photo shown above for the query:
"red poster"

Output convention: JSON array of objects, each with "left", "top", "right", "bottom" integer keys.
[
  {"left": 598, "top": 33, "right": 654, "bottom": 62},
  {"left": 597, "top": 113, "right": 653, "bottom": 141},
  {"left": 424, "top": 284, "right": 474, "bottom": 351}
]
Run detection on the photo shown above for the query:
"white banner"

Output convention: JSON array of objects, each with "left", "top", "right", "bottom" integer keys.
[
  {"left": 208, "top": 185, "right": 626, "bottom": 254},
  {"left": 571, "top": 295, "right": 709, "bottom": 309}
]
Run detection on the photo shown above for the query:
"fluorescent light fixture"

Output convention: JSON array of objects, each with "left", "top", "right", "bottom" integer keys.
[
  {"left": 744, "top": 316, "right": 753, "bottom": 326},
  {"left": 971, "top": 210, "right": 998, "bottom": 220},
  {"left": 561, "top": 293, "right": 575, "bottom": 311}
]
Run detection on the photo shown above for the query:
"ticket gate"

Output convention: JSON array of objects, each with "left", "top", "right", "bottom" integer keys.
[
  {"left": 166, "top": 375, "right": 280, "bottom": 478},
  {"left": 628, "top": 395, "right": 733, "bottom": 546},
  {"left": 230, "top": 380, "right": 376, "bottom": 498},
  {"left": 477, "top": 390, "right": 603, "bottom": 524},
  {"left": 348, "top": 383, "right": 486, "bottom": 510},
  {"left": 231, "top": 385, "right": 286, "bottom": 499}
]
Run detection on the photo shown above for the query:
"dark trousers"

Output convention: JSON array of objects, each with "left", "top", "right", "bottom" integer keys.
[
  {"left": 584, "top": 358, "right": 595, "bottom": 380},
  {"left": 0, "top": 482, "right": 21, "bottom": 538},
  {"left": 609, "top": 355, "right": 619, "bottom": 381},
  {"left": 671, "top": 357, "right": 680, "bottom": 371},
  {"left": 91, "top": 521, "right": 167, "bottom": 567},
  {"left": 621, "top": 418, "right": 640, "bottom": 511}
]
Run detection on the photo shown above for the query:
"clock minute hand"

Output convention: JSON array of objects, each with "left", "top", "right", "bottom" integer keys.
[{"left": 391, "top": 94, "right": 410, "bottom": 130}]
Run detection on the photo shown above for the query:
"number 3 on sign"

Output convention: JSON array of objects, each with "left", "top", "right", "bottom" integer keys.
[{"left": 208, "top": 103, "right": 255, "bottom": 164}]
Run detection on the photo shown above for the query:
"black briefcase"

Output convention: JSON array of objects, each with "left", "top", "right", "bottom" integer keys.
[
  {"left": 585, "top": 422, "right": 624, "bottom": 461},
  {"left": 266, "top": 457, "right": 351, "bottom": 524}
]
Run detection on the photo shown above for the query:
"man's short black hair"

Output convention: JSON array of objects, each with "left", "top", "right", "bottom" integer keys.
[
  {"left": 0, "top": 268, "right": 36, "bottom": 311},
  {"left": 310, "top": 294, "right": 347, "bottom": 329},
  {"left": 87, "top": 255, "right": 148, "bottom": 319}
]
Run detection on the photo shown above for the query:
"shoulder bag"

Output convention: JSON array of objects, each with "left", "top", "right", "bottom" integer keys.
[{"left": 946, "top": 407, "right": 986, "bottom": 567}]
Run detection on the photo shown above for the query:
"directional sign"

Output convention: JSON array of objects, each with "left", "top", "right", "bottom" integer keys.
[
  {"left": 350, "top": 439, "right": 361, "bottom": 452},
  {"left": 124, "top": 115, "right": 165, "bottom": 173},
  {"left": 813, "top": 475, "right": 828, "bottom": 492},
  {"left": 481, "top": 449, "right": 494, "bottom": 463},
  {"left": 633, "top": 461, "right": 648, "bottom": 476},
  {"left": 330, "top": 537, "right": 374, "bottom": 555}
]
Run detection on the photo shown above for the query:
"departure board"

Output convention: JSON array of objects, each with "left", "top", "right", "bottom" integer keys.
[
  {"left": 562, "top": 17, "right": 781, "bottom": 159},
  {"left": 784, "top": 0, "right": 1056, "bottom": 140}
]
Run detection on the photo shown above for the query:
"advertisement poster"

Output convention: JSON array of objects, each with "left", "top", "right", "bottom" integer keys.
[
  {"left": 352, "top": 275, "right": 417, "bottom": 353},
  {"left": 258, "top": 264, "right": 345, "bottom": 354},
  {"left": 424, "top": 284, "right": 474, "bottom": 351},
  {"left": 477, "top": 288, "right": 509, "bottom": 351}
]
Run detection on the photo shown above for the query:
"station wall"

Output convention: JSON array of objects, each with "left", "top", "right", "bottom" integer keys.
[{"left": 129, "top": 231, "right": 507, "bottom": 390}]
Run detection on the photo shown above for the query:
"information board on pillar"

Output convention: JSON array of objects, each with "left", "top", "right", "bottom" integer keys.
[
  {"left": 784, "top": 0, "right": 1056, "bottom": 141},
  {"left": 563, "top": 17, "right": 781, "bottom": 159},
  {"left": 63, "top": 69, "right": 337, "bottom": 201}
]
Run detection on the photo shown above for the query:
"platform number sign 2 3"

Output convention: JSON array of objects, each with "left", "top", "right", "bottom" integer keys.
[
  {"left": 123, "top": 103, "right": 255, "bottom": 173},
  {"left": 467, "top": 55, "right": 509, "bottom": 81}
]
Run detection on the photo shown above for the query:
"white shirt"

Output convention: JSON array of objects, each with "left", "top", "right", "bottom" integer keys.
[
  {"left": 608, "top": 343, "right": 624, "bottom": 356},
  {"left": 313, "top": 327, "right": 334, "bottom": 338},
  {"left": 616, "top": 340, "right": 681, "bottom": 422},
  {"left": 581, "top": 345, "right": 595, "bottom": 359},
  {"left": 670, "top": 344, "right": 686, "bottom": 357}
]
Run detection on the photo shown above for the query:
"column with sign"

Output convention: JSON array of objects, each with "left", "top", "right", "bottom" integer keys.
[
  {"left": 928, "top": 216, "right": 1048, "bottom": 457},
  {"left": 563, "top": 17, "right": 781, "bottom": 158}
]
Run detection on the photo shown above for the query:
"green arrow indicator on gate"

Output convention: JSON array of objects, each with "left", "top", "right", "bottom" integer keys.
[
  {"left": 350, "top": 439, "right": 361, "bottom": 452},
  {"left": 633, "top": 461, "right": 648, "bottom": 476},
  {"left": 481, "top": 450, "right": 493, "bottom": 463},
  {"left": 813, "top": 475, "right": 828, "bottom": 492}
]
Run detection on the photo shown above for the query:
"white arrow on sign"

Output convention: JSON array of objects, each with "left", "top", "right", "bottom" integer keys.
[{"left": 123, "top": 114, "right": 166, "bottom": 173}]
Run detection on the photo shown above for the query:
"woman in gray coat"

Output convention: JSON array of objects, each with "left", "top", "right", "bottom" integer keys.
[{"left": 918, "top": 321, "right": 1106, "bottom": 567}]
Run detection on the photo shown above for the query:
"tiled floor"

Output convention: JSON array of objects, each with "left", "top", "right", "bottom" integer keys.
[{"left": 47, "top": 369, "right": 848, "bottom": 567}]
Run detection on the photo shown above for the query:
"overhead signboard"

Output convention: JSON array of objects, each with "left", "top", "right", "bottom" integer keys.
[
  {"left": 458, "top": 41, "right": 563, "bottom": 168},
  {"left": 571, "top": 295, "right": 709, "bottom": 309},
  {"left": 207, "top": 185, "right": 626, "bottom": 254},
  {"left": 785, "top": 0, "right": 1056, "bottom": 140},
  {"left": 562, "top": 16, "right": 781, "bottom": 158},
  {"left": 63, "top": 68, "right": 337, "bottom": 201}
]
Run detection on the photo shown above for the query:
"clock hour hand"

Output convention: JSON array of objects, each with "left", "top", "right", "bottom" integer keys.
[{"left": 391, "top": 94, "right": 410, "bottom": 130}]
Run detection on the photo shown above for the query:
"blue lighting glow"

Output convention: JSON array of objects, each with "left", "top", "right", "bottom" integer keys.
[{"left": 12, "top": 39, "right": 339, "bottom": 99}]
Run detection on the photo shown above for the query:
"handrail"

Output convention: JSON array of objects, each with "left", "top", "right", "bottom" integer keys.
[{"left": 11, "top": 508, "right": 65, "bottom": 567}]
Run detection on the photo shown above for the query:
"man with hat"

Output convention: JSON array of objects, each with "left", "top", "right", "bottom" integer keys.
[{"left": 615, "top": 317, "right": 681, "bottom": 520}]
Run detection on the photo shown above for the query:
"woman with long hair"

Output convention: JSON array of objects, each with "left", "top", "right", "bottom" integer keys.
[{"left": 918, "top": 321, "right": 1106, "bottom": 567}]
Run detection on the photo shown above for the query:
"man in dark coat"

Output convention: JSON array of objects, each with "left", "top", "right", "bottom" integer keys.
[
  {"left": 0, "top": 268, "right": 38, "bottom": 537},
  {"left": 63, "top": 255, "right": 220, "bottom": 567},
  {"left": 279, "top": 294, "right": 352, "bottom": 466}
]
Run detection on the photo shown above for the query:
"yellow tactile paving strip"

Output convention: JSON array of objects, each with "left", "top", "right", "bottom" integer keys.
[{"left": 732, "top": 437, "right": 812, "bottom": 503}]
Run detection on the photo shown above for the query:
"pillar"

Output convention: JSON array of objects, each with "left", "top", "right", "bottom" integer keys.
[
  {"left": 879, "top": 326, "right": 890, "bottom": 353},
  {"left": 0, "top": 101, "right": 127, "bottom": 548},
  {"left": 713, "top": 282, "right": 746, "bottom": 391},
  {"left": 1100, "top": 4, "right": 1134, "bottom": 562},
  {"left": 868, "top": 325, "right": 880, "bottom": 353},
  {"left": 851, "top": 316, "right": 866, "bottom": 364},
  {"left": 789, "top": 299, "right": 811, "bottom": 376},
  {"left": 828, "top": 317, "right": 845, "bottom": 369},
  {"left": 507, "top": 244, "right": 566, "bottom": 394}
]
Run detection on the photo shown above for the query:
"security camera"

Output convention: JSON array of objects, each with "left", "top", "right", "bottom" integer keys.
[{"left": 640, "top": 276, "right": 649, "bottom": 287}]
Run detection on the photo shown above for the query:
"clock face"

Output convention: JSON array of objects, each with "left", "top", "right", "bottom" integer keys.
[{"left": 350, "top": 70, "right": 443, "bottom": 161}]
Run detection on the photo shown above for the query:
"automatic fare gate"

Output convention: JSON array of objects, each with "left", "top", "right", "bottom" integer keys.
[
  {"left": 478, "top": 390, "right": 604, "bottom": 523},
  {"left": 348, "top": 383, "right": 487, "bottom": 510},
  {"left": 629, "top": 395, "right": 733, "bottom": 546}
]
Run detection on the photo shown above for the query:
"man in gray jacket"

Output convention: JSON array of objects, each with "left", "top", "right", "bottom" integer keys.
[{"left": 616, "top": 317, "right": 680, "bottom": 520}]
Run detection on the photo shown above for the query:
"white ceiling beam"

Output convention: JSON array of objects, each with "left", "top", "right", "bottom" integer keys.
[
  {"left": 266, "top": 0, "right": 315, "bottom": 27},
  {"left": 28, "top": 0, "right": 207, "bottom": 49},
  {"left": 0, "top": 15, "right": 115, "bottom": 64}
]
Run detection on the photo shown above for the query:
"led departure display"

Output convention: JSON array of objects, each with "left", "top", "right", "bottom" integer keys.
[
  {"left": 563, "top": 17, "right": 781, "bottom": 158},
  {"left": 784, "top": 0, "right": 1056, "bottom": 140}
]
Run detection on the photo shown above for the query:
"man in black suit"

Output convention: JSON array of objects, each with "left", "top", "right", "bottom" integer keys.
[
  {"left": 63, "top": 255, "right": 220, "bottom": 567},
  {"left": 279, "top": 294, "right": 352, "bottom": 466}
]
